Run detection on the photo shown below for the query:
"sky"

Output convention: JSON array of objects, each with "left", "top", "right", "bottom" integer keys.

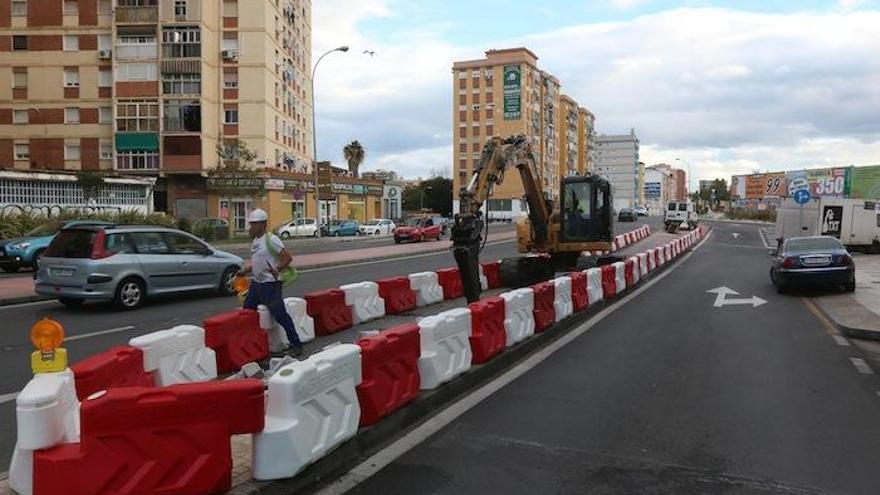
[{"left": 311, "top": 0, "right": 880, "bottom": 188}]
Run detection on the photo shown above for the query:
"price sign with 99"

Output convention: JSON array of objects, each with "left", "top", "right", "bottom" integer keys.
[{"left": 765, "top": 176, "right": 782, "bottom": 196}]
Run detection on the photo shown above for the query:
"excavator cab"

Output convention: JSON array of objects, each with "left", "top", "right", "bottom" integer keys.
[{"left": 559, "top": 175, "right": 613, "bottom": 244}]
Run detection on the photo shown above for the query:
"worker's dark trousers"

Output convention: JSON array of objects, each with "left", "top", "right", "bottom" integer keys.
[{"left": 243, "top": 281, "right": 301, "bottom": 346}]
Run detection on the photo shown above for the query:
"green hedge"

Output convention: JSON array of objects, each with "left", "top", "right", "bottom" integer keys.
[
  {"left": 726, "top": 208, "right": 777, "bottom": 222},
  {"left": 0, "top": 210, "right": 176, "bottom": 239}
]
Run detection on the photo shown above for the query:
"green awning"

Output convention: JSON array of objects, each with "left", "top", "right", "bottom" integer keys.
[{"left": 115, "top": 133, "right": 159, "bottom": 151}]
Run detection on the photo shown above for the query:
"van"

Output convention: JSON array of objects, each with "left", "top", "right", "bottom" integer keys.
[
  {"left": 775, "top": 198, "right": 880, "bottom": 252},
  {"left": 665, "top": 201, "right": 696, "bottom": 232}
]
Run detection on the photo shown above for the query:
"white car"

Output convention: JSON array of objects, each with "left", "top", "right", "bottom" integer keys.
[
  {"left": 277, "top": 218, "right": 319, "bottom": 238},
  {"left": 359, "top": 219, "right": 396, "bottom": 236}
]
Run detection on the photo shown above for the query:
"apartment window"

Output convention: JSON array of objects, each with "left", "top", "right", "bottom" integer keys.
[
  {"left": 65, "top": 143, "right": 81, "bottom": 160},
  {"left": 223, "top": 71, "right": 239, "bottom": 88},
  {"left": 64, "top": 0, "right": 78, "bottom": 14},
  {"left": 63, "top": 35, "right": 79, "bottom": 52},
  {"left": 98, "top": 0, "right": 111, "bottom": 14},
  {"left": 116, "top": 99, "right": 159, "bottom": 132},
  {"left": 100, "top": 143, "right": 113, "bottom": 160},
  {"left": 487, "top": 125, "right": 494, "bottom": 136},
  {"left": 116, "top": 150, "right": 159, "bottom": 170},
  {"left": 223, "top": 0, "right": 238, "bottom": 16},
  {"left": 163, "top": 99, "right": 201, "bottom": 132},
  {"left": 174, "top": 0, "right": 187, "bottom": 18},
  {"left": 13, "top": 110, "right": 29, "bottom": 124},
  {"left": 13, "top": 36, "right": 27, "bottom": 51},
  {"left": 12, "top": 1, "right": 27, "bottom": 16},
  {"left": 117, "top": 35, "right": 158, "bottom": 59},
  {"left": 471, "top": 70, "right": 479, "bottom": 78},
  {"left": 224, "top": 107, "right": 239, "bottom": 124},
  {"left": 63, "top": 69, "right": 80, "bottom": 87},
  {"left": 162, "top": 26, "right": 201, "bottom": 58},
  {"left": 99, "top": 106, "right": 112, "bottom": 124},
  {"left": 13, "top": 71, "right": 27, "bottom": 89},
  {"left": 14, "top": 143, "right": 30, "bottom": 160},
  {"left": 162, "top": 73, "right": 200, "bottom": 95},
  {"left": 98, "top": 69, "right": 112, "bottom": 87},
  {"left": 65, "top": 108, "right": 80, "bottom": 124},
  {"left": 457, "top": 71, "right": 466, "bottom": 79},
  {"left": 98, "top": 35, "right": 112, "bottom": 51},
  {"left": 116, "top": 62, "right": 158, "bottom": 81}
]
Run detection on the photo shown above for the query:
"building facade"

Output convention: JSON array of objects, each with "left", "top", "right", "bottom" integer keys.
[
  {"left": 1, "top": 0, "right": 313, "bottom": 220},
  {"left": 593, "top": 129, "right": 640, "bottom": 210},
  {"left": 577, "top": 107, "right": 595, "bottom": 174},
  {"left": 671, "top": 168, "right": 687, "bottom": 201},
  {"left": 643, "top": 164, "right": 672, "bottom": 214},
  {"left": 557, "top": 94, "right": 579, "bottom": 179}
]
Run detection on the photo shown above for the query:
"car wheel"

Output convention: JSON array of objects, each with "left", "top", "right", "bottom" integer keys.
[
  {"left": 31, "top": 249, "right": 45, "bottom": 271},
  {"left": 845, "top": 280, "right": 856, "bottom": 292},
  {"left": 2, "top": 265, "right": 19, "bottom": 274},
  {"left": 219, "top": 266, "right": 238, "bottom": 296},
  {"left": 114, "top": 277, "right": 145, "bottom": 310},
  {"left": 312, "top": 230, "right": 319, "bottom": 237},
  {"left": 58, "top": 297, "right": 84, "bottom": 307},
  {"left": 333, "top": 231, "right": 340, "bottom": 237},
  {"left": 280, "top": 231, "right": 291, "bottom": 240},
  {"left": 394, "top": 238, "right": 401, "bottom": 244}
]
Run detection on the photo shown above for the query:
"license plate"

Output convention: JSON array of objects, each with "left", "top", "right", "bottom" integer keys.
[
  {"left": 50, "top": 267, "right": 74, "bottom": 277},
  {"left": 802, "top": 256, "right": 830, "bottom": 266}
]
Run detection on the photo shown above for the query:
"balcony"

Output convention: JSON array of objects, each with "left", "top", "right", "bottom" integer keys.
[{"left": 116, "top": 6, "right": 158, "bottom": 24}]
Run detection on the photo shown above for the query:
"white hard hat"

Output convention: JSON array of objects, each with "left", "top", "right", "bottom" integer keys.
[{"left": 247, "top": 208, "right": 269, "bottom": 223}]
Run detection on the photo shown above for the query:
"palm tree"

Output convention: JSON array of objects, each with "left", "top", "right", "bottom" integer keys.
[{"left": 343, "top": 140, "right": 365, "bottom": 178}]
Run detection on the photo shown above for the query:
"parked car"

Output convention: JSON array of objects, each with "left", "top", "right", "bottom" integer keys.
[
  {"left": 617, "top": 208, "right": 638, "bottom": 222},
  {"left": 359, "top": 219, "right": 396, "bottom": 236},
  {"left": 0, "top": 220, "right": 113, "bottom": 273},
  {"left": 35, "top": 225, "right": 243, "bottom": 309},
  {"left": 633, "top": 206, "right": 648, "bottom": 216},
  {"left": 277, "top": 218, "right": 319, "bottom": 238},
  {"left": 323, "top": 220, "right": 360, "bottom": 237},
  {"left": 770, "top": 236, "right": 855, "bottom": 294},
  {"left": 192, "top": 217, "right": 230, "bottom": 241},
  {"left": 394, "top": 217, "right": 443, "bottom": 243}
]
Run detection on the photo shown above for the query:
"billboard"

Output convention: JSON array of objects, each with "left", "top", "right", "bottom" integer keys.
[
  {"left": 785, "top": 167, "right": 849, "bottom": 198},
  {"left": 849, "top": 165, "right": 880, "bottom": 200},
  {"left": 503, "top": 65, "right": 522, "bottom": 120},
  {"left": 730, "top": 175, "right": 746, "bottom": 198},
  {"left": 744, "top": 173, "right": 786, "bottom": 199}
]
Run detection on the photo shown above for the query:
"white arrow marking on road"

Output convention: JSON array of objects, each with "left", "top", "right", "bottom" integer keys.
[
  {"left": 731, "top": 233, "right": 741, "bottom": 239},
  {"left": 706, "top": 286, "right": 767, "bottom": 308}
]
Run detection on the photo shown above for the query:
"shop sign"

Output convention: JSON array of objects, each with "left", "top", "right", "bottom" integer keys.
[
  {"left": 849, "top": 165, "right": 880, "bottom": 200},
  {"left": 206, "top": 177, "right": 264, "bottom": 190}
]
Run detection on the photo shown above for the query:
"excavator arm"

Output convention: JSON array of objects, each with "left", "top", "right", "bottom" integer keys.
[{"left": 452, "top": 135, "right": 552, "bottom": 303}]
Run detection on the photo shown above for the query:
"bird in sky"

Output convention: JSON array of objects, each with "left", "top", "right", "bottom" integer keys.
[{"left": 363, "top": 50, "right": 376, "bottom": 56}]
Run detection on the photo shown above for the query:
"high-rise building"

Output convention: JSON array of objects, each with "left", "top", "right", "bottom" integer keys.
[
  {"left": 361, "top": 169, "right": 400, "bottom": 182},
  {"left": 577, "top": 107, "right": 595, "bottom": 174},
  {"left": 593, "top": 129, "right": 640, "bottom": 210},
  {"left": 644, "top": 164, "right": 672, "bottom": 214},
  {"left": 451, "top": 47, "right": 588, "bottom": 221},
  {"left": 637, "top": 161, "right": 646, "bottom": 206},
  {"left": 1, "top": 0, "right": 313, "bottom": 218},
  {"left": 558, "top": 94, "right": 579, "bottom": 178},
  {"left": 672, "top": 168, "right": 687, "bottom": 200}
]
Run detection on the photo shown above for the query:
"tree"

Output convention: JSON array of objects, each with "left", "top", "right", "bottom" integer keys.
[
  {"left": 206, "top": 141, "right": 263, "bottom": 197},
  {"left": 698, "top": 178, "right": 730, "bottom": 206},
  {"left": 76, "top": 171, "right": 104, "bottom": 204},
  {"left": 400, "top": 176, "right": 453, "bottom": 216},
  {"left": 343, "top": 140, "right": 365, "bottom": 178}
]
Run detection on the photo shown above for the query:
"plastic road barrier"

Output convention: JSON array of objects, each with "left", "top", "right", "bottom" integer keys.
[
  {"left": 613, "top": 262, "right": 627, "bottom": 294},
  {"left": 204, "top": 309, "right": 269, "bottom": 374},
  {"left": 435, "top": 267, "right": 464, "bottom": 300},
  {"left": 417, "top": 308, "right": 473, "bottom": 389},
  {"left": 601, "top": 265, "right": 617, "bottom": 300},
  {"left": 71, "top": 346, "right": 154, "bottom": 401},
  {"left": 258, "top": 297, "right": 316, "bottom": 353},
  {"left": 408, "top": 271, "right": 445, "bottom": 307},
  {"left": 252, "top": 344, "right": 362, "bottom": 480},
  {"left": 9, "top": 369, "right": 80, "bottom": 495},
  {"left": 636, "top": 253, "right": 649, "bottom": 277},
  {"left": 340, "top": 281, "right": 386, "bottom": 324},
  {"left": 585, "top": 268, "right": 603, "bottom": 305},
  {"left": 34, "top": 380, "right": 264, "bottom": 495},
  {"left": 551, "top": 276, "right": 574, "bottom": 322},
  {"left": 377, "top": 277, "right": 417, "bottom": 315},
  {"left": 468, "top": 297, "right": 506, "bottom": 364},
  {"left": 531, "top": 281, "right": 555, "bottom": 333},
  {"left": 624, "top": 258, "right": 636, "bottom": 288},
  {"left": 478, "top": 265, "right": 489, "bottom": 291},
  {"left": 657, "top": 246, "right": 666, "bottom": 266},
  {"left": 129, "top": 325, "right": 217, "bottom": 386},
  {"left": 304, "top": 289, "right": 353, "bottom": 335},
  {"left": 481, "top": 261, "right": 502, "bottom": 289},
  {"left": 356, "top": 324, "right": 420, "bottom": 426},
  {"left": 500, "top": 288, "right": 535, "bottom": 347},
  {"left": 625, "top": 232, "right": 634, "bottom": 245},
  {"left": 664, "top": 244, "right": 672, "bottom": 262},
  {"left": 568, "top": 271, "right": 589, "bottom": 312}
]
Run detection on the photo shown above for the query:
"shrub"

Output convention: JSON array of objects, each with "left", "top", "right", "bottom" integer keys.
[{"left": 0, "top": 209, "right": 176, "bottom": 239}]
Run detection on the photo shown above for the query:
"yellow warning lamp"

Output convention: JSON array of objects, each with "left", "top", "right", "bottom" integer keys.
[
  {"left": 233, "top": 275, "right": 250, "bottom": 303},
  {"left": 30, "top": 317, "right": 68, "bottom": 374}
]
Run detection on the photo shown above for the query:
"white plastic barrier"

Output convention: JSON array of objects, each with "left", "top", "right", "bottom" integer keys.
[
  {"left": 9, "top": 369, "right": 80, "bottom": 495},
  {"left": 637, "top": 253, "right": 649, "bottom": 277},
  {"left": 646, "top": 250, "right": 656, "bottom": 272},
  {"left": 627, "top": 257, "right": 641, "bottom": 285},
  {"left": 258, "top": 297, "right": 316, "bottom": 352},
  {"left": 417, "top": 308, "right": 472, "bottom": 390},
  {"left": 478, "top": 265, "right": 489, "bottom": 291},
  {"left": 585, "top": 268, "right": 603, "bottom": 305},
  {"left": 252, "top": 344, "right": 361, "bottom": 480},
  {"left": 665, "top": 244, "right": 673, "bottom": 261},
  {"left": 340, "top": 281, "right": 385, "bottom": 325},
  {"left": 613, "top": 262, "right": 626, "bottom": 294},
  {"left": 551, "top": 276, "right": 573, "bottom": 322},
  {"left": 500, "top": 288, "right": 535, "bottom": 347},
  {"left": 657, "top": 247, "right": 666, "bottom": 265},
  {"left": 408, "top": 271, "right": 444, "bottom": 307},
  {"left": 129, "top": 325, "right": 217, "bottom": 386}
]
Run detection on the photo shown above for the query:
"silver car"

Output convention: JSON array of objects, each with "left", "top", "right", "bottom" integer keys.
[{"left": 35, "top": 225, "right": 243, "bottom": 310}]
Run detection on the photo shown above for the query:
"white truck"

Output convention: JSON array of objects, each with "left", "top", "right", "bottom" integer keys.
[
  {"left": 775, "top": 197, "right": 880, "bottom": 252},
  {"left": 664, "top": 201, "right": 697, "bottom": 233}
]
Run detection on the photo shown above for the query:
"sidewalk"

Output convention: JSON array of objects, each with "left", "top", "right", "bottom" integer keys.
[{"left": 813, "top": 253, "right": 880, "bottom": 341}]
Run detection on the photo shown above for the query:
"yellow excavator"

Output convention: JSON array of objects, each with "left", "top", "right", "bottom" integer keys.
[{"left": 452, "top": 135, "right": 616, "bottom": 303}]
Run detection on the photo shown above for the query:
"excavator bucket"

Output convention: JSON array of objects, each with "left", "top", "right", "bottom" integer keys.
[{"left": 451, "top": 214, "right": 484, "bottom": 303}]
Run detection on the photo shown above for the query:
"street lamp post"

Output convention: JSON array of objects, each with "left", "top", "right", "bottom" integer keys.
[{"left": 311, "top": 45, "right": 349, "bottom": 237}]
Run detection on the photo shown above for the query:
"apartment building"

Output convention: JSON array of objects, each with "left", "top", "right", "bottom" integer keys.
[
  {"left": 577, "top": 106, "right": 595, "bottom": 174},
  {"left": 593, "top": 129, "right": 640, "bottom": 210},
  {"left": 1, "top": 0, "right": 313, "bottom": 223},
  {"left": 451, "top": 48, "right": 587, "bottom": 221}
]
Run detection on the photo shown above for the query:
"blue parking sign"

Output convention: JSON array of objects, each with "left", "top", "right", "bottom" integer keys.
[{"left": 793, "top": 188, "right": 811, "bottom": 205}]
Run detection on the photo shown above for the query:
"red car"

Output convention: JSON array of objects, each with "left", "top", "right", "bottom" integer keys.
[{"left": 394, "top": 217, "right": 443, "bottom": 243}]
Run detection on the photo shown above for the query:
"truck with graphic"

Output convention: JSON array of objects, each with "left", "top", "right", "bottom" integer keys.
[{"left": 775, "top": 197, "right": 880, "bottom": 253}]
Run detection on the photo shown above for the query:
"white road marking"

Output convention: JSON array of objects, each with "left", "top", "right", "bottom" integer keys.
[
  {"left": 0, "top": 392, "right": 18, "bottom": 405},
  {"left": 315, "top": 226, "right": 713, "bottom": 495},
  {"left": 758, "top": 228, "right": 774, "bottom": 249},
  {"left": 850, "top": 357, "right": 874, "bottom": 375},
  {"left": 0, "top": 299, "right": 56, "bottom": 310},
  {"left": 706, "top": 286, "right": 767, "bottom": 308},
  {"left": 65, "top": 326, "right": 136, "bottom": 342},
  {"left": 832, "top": 335, "right": 850, "bottom": 347}
]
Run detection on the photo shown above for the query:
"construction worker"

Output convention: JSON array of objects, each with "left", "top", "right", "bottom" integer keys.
[{"left": 237, "top": 208, "right": 303, "bottom": 356}]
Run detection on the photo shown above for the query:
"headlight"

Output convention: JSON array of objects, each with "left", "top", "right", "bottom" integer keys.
[{"left": 13, "top": 243, "right": 30, "bottom": 250}]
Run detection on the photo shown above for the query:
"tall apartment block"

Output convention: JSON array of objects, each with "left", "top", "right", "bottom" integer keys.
[
  {"left": 451, "top": 48, "right": 595, "bottom": 221},
  {"left": 0, "top": 0, "right": 313, "bottom": 217},
  {"left": 577, "top": 107, "right": 595, "bottom": 173},
  {"left": 594, "top": 129, "right": 641, "bottom": 210}
]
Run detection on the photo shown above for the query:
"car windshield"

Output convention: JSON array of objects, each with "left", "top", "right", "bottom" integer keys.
[
  {"left": 25, "top": 221, "right": 65, "bottom": 237},
  {"left": 786, "top": 237, "right": 843, "bottom": 252},
  {"left": 620, "top": 208, "right": 633, "bottom": 213},
  {"left": 405, "top": 218, "right": 424, "bottom": 226},
  {"left": 45, "top": 230, "right": 95, "bottom": 258},
  {"left": 364, "top": 220, "right": 381, "bottom": 226}
]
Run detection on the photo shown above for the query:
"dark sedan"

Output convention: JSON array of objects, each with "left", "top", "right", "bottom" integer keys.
[
  {"left": 770, "top": 236, "right": 855, "bottom": 293},
  {"left": 617, "top": 208, "right": 638, "bottom": 222}
]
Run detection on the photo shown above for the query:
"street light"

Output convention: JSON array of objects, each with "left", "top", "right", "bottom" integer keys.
[
  {"left": 420, "top": 185, "right": 433, "bottom": 211},
  {"left": 311, "top": 45, "right": 349, "bottom": 237}
]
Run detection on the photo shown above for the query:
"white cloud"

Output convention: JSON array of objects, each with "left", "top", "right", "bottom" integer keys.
[{"left": 610, "top": 0, "right": 654, "bottom": 10}]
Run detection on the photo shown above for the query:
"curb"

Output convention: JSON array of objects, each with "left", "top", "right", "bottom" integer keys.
[
  {"left": 0, "top": 294, "right": 48, "bottom": 308},
  {"left": 811, "top": 297, "right": 880, "bottom": 342},
  {"left": 228, "top": 229, "right": 709, "bottom": 495},
  {"left": 702, "top": 218, "right": 773, "bottom": 225}
]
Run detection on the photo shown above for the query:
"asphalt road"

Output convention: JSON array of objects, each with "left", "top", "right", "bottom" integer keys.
[
  {"left": 0, "top": 216, "right": 661, "bottom": 472},
  {"left": 347, "top": 220, "right": 880, "bottom": 495}
]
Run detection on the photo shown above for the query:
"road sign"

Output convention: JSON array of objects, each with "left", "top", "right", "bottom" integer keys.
[
  {"left": 706, "top": 287, "right": 767, "bottom": 308},
  {"left": 793, "top": 188, "right": 811, "bottom": 205}
]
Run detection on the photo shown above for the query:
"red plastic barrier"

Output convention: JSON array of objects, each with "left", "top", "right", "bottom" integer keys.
[
  {"left": 531, "top": 281, "right": 555, "bottom": 333},
  {"left": 569, "top": 272, "right": 589, "bottom": 312},
  {"left": 34, "top": 380, "right": 264, "bottom": 495},
  {"left": 652, "top": 249, "right": 660, "bottom": 268},
  {"left": 356, "top": 324, "right": 420, "bottom": 426},
  {"left": 601, "top": 264, "right": 617, "bottom": 299},
  {"left": 204, "top": 309, "right": 268, "bottom": 373},
  {"left": 481, "top": 261, "right": 502, "bottom": 289},
  {"left": 72, "top": 346, "right": 155, "bottom": 401},
  {"left": 377, "top": 277, "right": 417, "bottom": 315},
  {"left": 625, "top": 232, "right": 634, "bottom": 244},
  {"left": 305, "top": 289, "right": 354, "bottom": 335},
  {"left": 436, "top": 267, "right": 464, "bottom": 300},
  {"left": 625, "top": 258, "right": 637, "bottom": 287},
  {"left": 468, "top": 297, "right": 506, "bottom": 364}
]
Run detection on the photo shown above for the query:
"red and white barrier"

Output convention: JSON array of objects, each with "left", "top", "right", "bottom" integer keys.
[
  {"left": 408, "top": 271, "right": 444, "bottom": 307},
  {"left": 500, "top": 288, "right": 535, "bottom": 346},
  {"left": 551, "top": 276, "right": 573, "bottom": 322},
  {"left": 613, "top": 261, "right": 627, "bottom": 294},
  {"left": 585, "top": 267, "right": 603, "bottom": 304},
  {"left": 638, "top": 253, "right": 650, "bottom": 276},
  {"left": 469, "top": 297, "right": 507, "bottom": 364},
  {"left": 258, "top": 297, "right": 316, "bottom": 352},
  {"left": 340, "top": 281, "right": 386, "bottom": 325},
  {"left": 129, "top": 325, "right": 217, "bottom": 386},
  {"left": 305, "top": 289, "right": 353, "bottom": 335},
  {"left": 417, "top": 308, "right": 472, "bottom": 389},
  {"left": 204, "top": 309, "right": 269, "bottom": 374},
  {"left": 356, "top": 324, "right": 420, "bottom": 426}
]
